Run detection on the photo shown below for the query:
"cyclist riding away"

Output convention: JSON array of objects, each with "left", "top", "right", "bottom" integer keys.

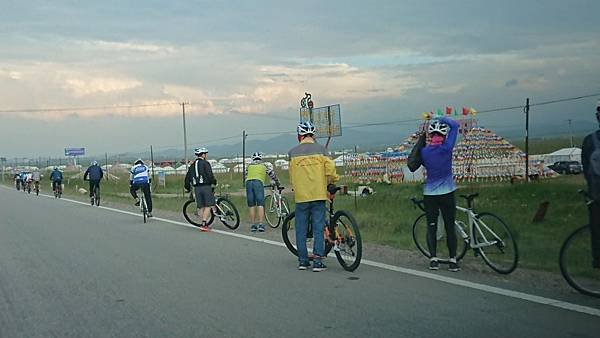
[
  {"left": 32, "top": 169, "right": 42, "bottom": 192},
  {"left": 50, "top": 167, "right": 63, "bottom": 193},
  {"left": 288, "top": 121, "right": 339, "bottom": 272},
  {"left": 582, "top": 100, "right": 600, "bottom": 269},
  {"left": 245, "top": 151, "right": 280, "bottom": 232},
  {"left": 184, "top": 147, "right": 217, "bottom": 232},
  {"left": 84, "top": 160, "right": 104, "bottom": 204},
  {"left": 130, "top": 159, "right": 153, "bottom": 218},
  {"left": 421, "top": 117, "right": 461, "bottom": 272},
  {"left": 14, "top": 171, "right": 21, "bottom": 190}
]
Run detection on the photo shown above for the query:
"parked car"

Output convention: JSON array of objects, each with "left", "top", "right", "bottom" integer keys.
[{"left": 548, "top": 161, "right": 582, "bottom": 175}]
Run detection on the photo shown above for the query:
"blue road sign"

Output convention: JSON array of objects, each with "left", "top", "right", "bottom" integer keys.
[{"left": 65, "top": 148, "right": 85, "bottom": 156}]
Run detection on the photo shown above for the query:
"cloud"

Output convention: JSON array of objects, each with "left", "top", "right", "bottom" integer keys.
[
  {"left": 61, "top": 75, "right": 142, "bottom": 97},
  {"left": 77, "top": 40, "right": 177, "bottom": 54},
  {"left": 505, "top": 79, "right": 519, "bottom": 87}
]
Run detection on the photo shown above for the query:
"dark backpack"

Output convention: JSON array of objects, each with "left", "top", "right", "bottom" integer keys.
[
  {"left": 408, "top": 133, "right": 426, "bottom": 172},
  {"left": 591, "top": 133, "right": 600, "bottom": 176}
]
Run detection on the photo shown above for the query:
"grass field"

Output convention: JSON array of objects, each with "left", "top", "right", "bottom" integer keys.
[{"left": 2, "top": 168, "right": 588, "bottom": 273}]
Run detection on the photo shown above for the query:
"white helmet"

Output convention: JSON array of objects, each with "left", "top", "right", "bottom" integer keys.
[
  {"left": 134, "top": 158, "right": 144, "bottom": 165},
  {"left": 251, "top": 152, "right": 262, "bottom": 160},
  {"left": 194, "top": 147, "right": 208, "bottom": 155},
  {"left": 297, "top": 120, "right": 316, "bottom": 136},
  {"left": 428, "top": 120, "right": 449, "bottom": 136},
  {"left": 91, "top": 160, "right": 98, "bottom": 166}
]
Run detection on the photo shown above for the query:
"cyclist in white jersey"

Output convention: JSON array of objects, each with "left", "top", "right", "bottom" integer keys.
[{"left": 130, "top": 159, "right": 153, "bottom": 217}]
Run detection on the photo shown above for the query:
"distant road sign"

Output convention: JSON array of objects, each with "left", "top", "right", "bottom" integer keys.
[{"left": 65, "top": 148, "right": 85, "bottom": 156}]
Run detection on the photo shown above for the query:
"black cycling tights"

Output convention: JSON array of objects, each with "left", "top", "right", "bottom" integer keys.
[{"left": 424, "top": 192, "right": 457, "bottom": 259}]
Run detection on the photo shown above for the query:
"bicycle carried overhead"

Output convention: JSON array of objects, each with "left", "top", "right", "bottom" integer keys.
[
  {"left": 411, "top": 192, "right": 519, "bottom": 274},
  {"left": 282, "top": 185, "right": 362, "bottom": 272},
  {"left": 559, "top": 190, "right": 600, "bottom": 298}
]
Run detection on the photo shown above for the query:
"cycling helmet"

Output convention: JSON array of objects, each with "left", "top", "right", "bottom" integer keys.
[
  {"left": 134, "top": 158, "right": 144, "bottom": 165},
  {"left": 251, "top": 152, "right": 262, "bottom": 160},
  {"left": 53, "top": 167, "right": 58, "bottom": 170},
  {"left": 428, "top": 120, "right": 449, "bottom": 136},
  {"left": 91, "top": 160, "right": 98, "bottom": 166},
  {"left": 194, "top": 147, "right": 208, "bottom": 155},
  {"left": 297, "top": 120, "right": 316, "bottom": 136}
]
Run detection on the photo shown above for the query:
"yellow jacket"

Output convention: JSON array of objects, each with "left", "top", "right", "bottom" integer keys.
[{"left": 288, "top": 138, "right": 339, "bottom": 203}]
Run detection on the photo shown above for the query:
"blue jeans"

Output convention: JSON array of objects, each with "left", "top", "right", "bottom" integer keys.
[
  {"left": 295, "top": 200, "right": 327, "bottom": 264},
  {"left": 245, "top": 179, "right": 265, "bottom": 207}
]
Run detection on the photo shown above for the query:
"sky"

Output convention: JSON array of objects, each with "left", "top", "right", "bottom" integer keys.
[{"left": 1, "top": 0, "right": 599, "bottom": 159}]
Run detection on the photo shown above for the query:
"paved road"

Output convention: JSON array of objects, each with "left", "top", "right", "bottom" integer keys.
[{"left": 0, "top": 187, "right": 598, "bottom": 337}]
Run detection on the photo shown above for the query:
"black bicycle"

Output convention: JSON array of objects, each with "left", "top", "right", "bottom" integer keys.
[
  {"left": 87, "top": 181, "right": 100, "bottom": 206},
  {"left": 559, "top": 190, "right": 600, "bottom": 298},
  {"left": 281, "top": 186, "right": 362, "bottom": 272},
  {"left": 183, "top": 191, "right": 240, "bottom": 230}
]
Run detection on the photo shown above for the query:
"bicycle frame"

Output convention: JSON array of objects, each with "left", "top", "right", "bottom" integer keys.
[{"left": 455, "top": 206, "right": 503, "bottom": 250}]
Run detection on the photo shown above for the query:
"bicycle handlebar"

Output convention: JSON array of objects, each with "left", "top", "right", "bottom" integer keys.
[{"left": 410, "top": 197, "right": 425, "bottom": 212}]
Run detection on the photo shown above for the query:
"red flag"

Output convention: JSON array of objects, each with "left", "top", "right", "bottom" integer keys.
[
  {"left": 462, "top": 107, "right": 469, "bottom": 115},
  {"left": 446, "top": 107, "right": 453, "bottom": 115}
]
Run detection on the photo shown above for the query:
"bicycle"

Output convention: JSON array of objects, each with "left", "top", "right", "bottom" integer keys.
[
  {"left": 264, "top": 184, "right": 290, "bottom": 228},
  {"left": 25, "top": 179, "right": 32, "bottom": 194},
  {"left": 411, "top": 193, "right": 519, "bottom": 274},
  {"left": 183, "top": 189, "right": 240, "bottom": 230},
  {"left": 34, "top": 180, "right": 40, "bottom": 196},
  {"left": 53, "top": 182, "right": 63, "bottom": 198},
  {"left": 281, "top": 186, "right": 362, "bottom": 272},
  {"left": 88, "top": 181, "right": 100, "bottom": 206},
  {"left": 559, "top": 190, "right": 600, "bottom": 298},
  {"left": 139, "top": 189, "right": 149, "bottom": 223}
]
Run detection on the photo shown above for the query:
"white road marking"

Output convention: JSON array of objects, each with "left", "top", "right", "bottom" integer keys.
[{"left": 4, "top": 186, "right": 600, "bottom": 317}]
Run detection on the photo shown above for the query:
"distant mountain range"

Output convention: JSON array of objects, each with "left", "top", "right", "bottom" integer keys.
[{"left": 111, "top": 120, "right": 592, "bottom": 161}]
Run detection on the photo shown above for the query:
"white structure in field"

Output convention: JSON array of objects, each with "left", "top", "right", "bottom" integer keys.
[{"left": 543, "top": 147, "right": 582, "bottom": 164}]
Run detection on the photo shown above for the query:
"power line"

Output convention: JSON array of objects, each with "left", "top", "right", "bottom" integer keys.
[{"left": 0, "top": 102, "right": 179, "bottom": 113}]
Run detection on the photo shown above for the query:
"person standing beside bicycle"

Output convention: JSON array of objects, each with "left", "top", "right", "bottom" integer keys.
[
  {"left": 421, "top": 116, "right": 460, "bottom": 272},
  {"left": 245, "top": 151, "right": 280, "bottom": 233},
  {"left": 288, "top": 121, "right": 339, "bottom": 272},
  {"left": 130, "top": 159, "right": 153, "bottom": 218},
  {"left": 84, "top": 160, "right": 104, "bottom": 204},
  {"left": 184, "top": 147, "right": 217, "bottom": 232},
  {"left": 50, "top": 167, "right": 63, "bottom": 193},
  {"left": 581, "top": 101, "right": 600, "bottom": 269}
]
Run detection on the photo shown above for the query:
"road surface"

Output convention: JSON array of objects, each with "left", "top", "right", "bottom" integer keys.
[{"left": 0, "top": 187, "right": 598, "bottom": 337}]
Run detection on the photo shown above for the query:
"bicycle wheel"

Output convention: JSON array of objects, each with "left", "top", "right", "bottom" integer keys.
[
  {"left": 560, "top": 225, "right": 600, "bottom": 298},
  {"left": 182, "top": 199, "right": 203, "bottom": 227},
  {"left": 142, "top": 197, "right": 147, "bottom": 223},
  {"left": 215, "top": 197, "right": 240, "bottom": 230},
  {"left": 264, "top": 194, "right": 278, "bottom": 228},
  {"left": 281, "top": 212, "right": 332, "bottom": 259},
  {"left": 475, "top": 212, "right": 518, "bottom": 274},
  {"left": 331, "top": 210, "right": 362, "bottom": 271},
  {"left": 412, "top": 213, "right": 468, "bottom": 262}
]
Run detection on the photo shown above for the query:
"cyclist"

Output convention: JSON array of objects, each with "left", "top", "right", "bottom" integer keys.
[
  {"left": 582, "top": 101, "right": 600, "bottom": 269},
  {"left": 184, "top": 147, "right": 217, "bottom": 232},
  {"left": 13, "top": 171, "right": 22, "bottom": 190},
  {"left": 32, "top": 169, "right": 42, "bottom": 192},
  {"left": 130, "top": 159, "right": 153, "bottom": 218},
  {"left": 50, "top": 167, "right": 63, "bottom": 194},
  {"left": 421, "top": 117, "right": 460, "bottom": 272},
  {"left": 84, "top": 160, "right": 104, "bottom": 204},
  {"left": 245, "top": 151, "right": 280, "bottom": 232},
  {"left": 21, "top": 171, "right": 33, "bottom": 191},
  {"left": 288, "top": 121, "right": 339, "bottom": 272}
]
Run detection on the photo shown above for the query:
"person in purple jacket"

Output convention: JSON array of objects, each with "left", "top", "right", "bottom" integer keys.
[{"left": 421, "top": 117, "right": 460, "bottom": 272}]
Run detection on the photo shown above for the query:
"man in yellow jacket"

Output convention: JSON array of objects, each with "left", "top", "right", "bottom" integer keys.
[{"left": 288, "top": 121, "right": 339, "bottom": 272}]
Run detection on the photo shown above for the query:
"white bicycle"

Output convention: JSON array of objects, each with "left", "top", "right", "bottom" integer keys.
[
  {"left": 264, "top": 184, "right": 290, "bottom": 228},
  {"left": 411, "top": 193, "right": 519, "bottom": 274}
]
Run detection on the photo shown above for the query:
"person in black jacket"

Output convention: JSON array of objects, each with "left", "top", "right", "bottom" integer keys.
[
  {"left": 84, "top": 161, "right": 104, "bottom": 204},
  {"left": 582, "top": 102, "right": 600, "bottom": 268},
  {"left": 184, "top": 147, "right": 217, "bottom": 231}
]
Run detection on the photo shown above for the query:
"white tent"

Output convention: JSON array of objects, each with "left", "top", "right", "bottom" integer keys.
[{"left": 544, "top": 147, "right": 582, "bottom": 164}]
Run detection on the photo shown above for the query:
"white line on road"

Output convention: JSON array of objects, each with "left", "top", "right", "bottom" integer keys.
[{"left": 7, "top": 186, "right": 600, "bottom": 318}]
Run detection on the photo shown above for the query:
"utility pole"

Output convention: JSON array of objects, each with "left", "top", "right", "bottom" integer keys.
[
  {"left": 181, "top": 102, "right": 189, "bottom": 171},
  {"left": 567, "top": 119, "right": 573, "bottom": 148},
  {"left": 242, "top": 130, "right": 247, "bottom": 185},
  {"left": 524, "top": 98, "right": 530, "bottom": 181}
]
